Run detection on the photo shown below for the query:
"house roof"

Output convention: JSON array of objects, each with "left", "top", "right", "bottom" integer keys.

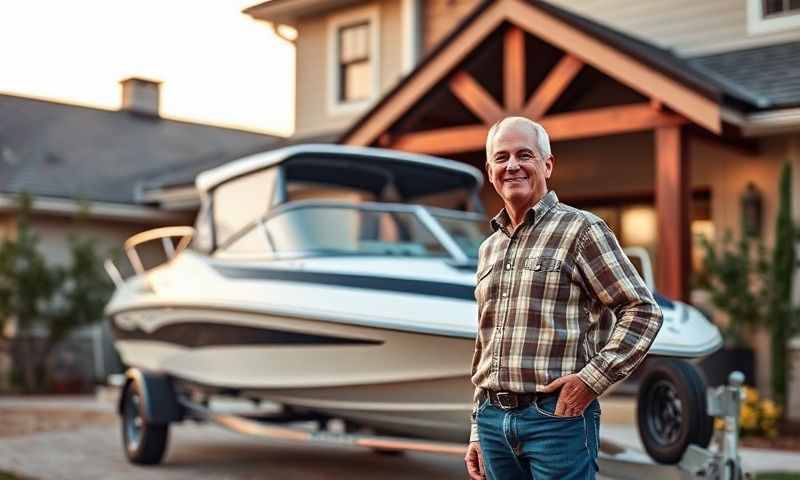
[
  {"left": 341, "top": 0, "right": 800, "bottom": 145},
  {"left": 0, "top": 93, "right": 282, "bottom": 205},
  {"left": 244, "top": 0, "right": 360, "bottom": 26},
  {"left": 688, "top": 41, "right": 800, "bottom": 110},
  {"left": 139, "top": 130, "right": 342, "bottom": 193}
]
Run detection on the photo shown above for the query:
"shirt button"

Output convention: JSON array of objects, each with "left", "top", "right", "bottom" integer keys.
[
  {"left": 502, "top": 292, "right": 508, "bottom": 298},
  {"left": 506, "top": 263, "right": 512, "bottom": 270},
  {"left": 534, "top": 264, "right": 542, "bottom": 271}
]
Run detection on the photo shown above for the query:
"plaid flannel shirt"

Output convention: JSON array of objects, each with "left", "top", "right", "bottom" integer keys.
[{"left": 470, "top": 191, "right": 662, "bottom": 442}]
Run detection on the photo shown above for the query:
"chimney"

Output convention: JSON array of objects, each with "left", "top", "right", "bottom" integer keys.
[{"left": 120, "top": 77, "right": 161, "bottom": 117}]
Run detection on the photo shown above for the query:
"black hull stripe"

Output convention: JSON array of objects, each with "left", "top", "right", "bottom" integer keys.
[
  {"left": 214, "top": 266, "right": 476, "bottom": 300},
  {"left": 111, "top": 320, "right": 382, "bottom": 348}
]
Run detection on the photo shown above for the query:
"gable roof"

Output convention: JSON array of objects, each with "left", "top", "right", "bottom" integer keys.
[
  {"left": 341, "top": 0, "right": 795, "bottom": 146},
  {"left": 0, "top": 93, "right": 282, "bottom": 205}
]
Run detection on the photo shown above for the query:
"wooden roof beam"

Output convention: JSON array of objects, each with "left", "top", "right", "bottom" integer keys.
[
  {"left": 539, "top": 103, "right": 687, "bottom": 140},
  {"left": 504, "top": 26, "right": 526, "bottom": 113},
  {"left": 523, "top": 53, "right": 583, "bottom": 119},
  {"left": 390, "top": 103, "right": 688, "bottom": 155},
  {"left": 391, "top": 125, "right": 488, "bottom": 155},
  {"left": 449, "top": 71, "right": 506, "bottom": 124}
]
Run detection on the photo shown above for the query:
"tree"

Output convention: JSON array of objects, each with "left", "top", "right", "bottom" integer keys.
[
  {"left": 0, "top": 194, "right": 112, "bottom": 392},
  {"left": 767, "top": 162, "right": 796, "bottom": 403},
  {"left": 697, "top": 232, "right": 770, "bottom": 348}
]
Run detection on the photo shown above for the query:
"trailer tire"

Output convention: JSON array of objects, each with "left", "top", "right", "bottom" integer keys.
[
  {"left": 121, "top": 378, "right": 170, "bottom": 465},
  {"left": 637, "top": 358, "right": 713, "bottom": 464}
]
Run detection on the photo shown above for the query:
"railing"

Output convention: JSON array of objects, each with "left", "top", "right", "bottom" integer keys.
[{"left": 104, "top": 226, "right": 195, "bottom": 287}]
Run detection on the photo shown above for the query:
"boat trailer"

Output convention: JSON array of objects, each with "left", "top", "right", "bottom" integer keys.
[{"left": 118, "top": 370, "right": 749, "bottom": 479}]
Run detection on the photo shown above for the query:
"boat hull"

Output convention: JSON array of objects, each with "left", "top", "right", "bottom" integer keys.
[{"left": 112, "top": 306, "right": 475, "bottom": 442}]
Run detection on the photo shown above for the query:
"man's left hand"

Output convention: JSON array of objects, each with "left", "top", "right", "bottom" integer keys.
[{"left": 540, "top": 374, "right": 597, "bottom": 417}]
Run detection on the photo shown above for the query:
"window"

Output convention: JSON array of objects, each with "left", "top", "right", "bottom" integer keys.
[
  {"left": 212, "top": 168, "right": 276, "bottom": 246},
  {"left": 223, "top": 223, "right": 270, "bottom": 256},
  {"left": 338, "top": 22, "right": 372, "bottom": 103},
  {"left": 327, "top": 6, "right": 379, "bottom": 115},
  {"left": 763, "top": 0, "right": 800, "bottom": 17},
  {"left": 261, "top": 206, "right": 448, "bottom": 259},
  {"left": 748, "top": 0, "right": 800, "bottom": 33}
]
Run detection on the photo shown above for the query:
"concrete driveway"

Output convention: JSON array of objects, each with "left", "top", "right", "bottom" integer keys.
[
  {"left": 0, "top": 423, "right": 468, "bottom": 480},
  {"left": 1, "top": 395, "right": 799, "bottom": 479}
]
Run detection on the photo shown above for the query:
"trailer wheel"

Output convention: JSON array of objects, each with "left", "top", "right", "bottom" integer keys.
[
  {"left": 637, "top": 359, "right": 713, "bottom": 464},
  {"left": 121, "top": 379, "right": 170, "bottom": 465}
]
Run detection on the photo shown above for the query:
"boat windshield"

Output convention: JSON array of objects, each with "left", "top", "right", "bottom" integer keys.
[
  {"left": 429, "top": 213, "right": 491, "bottom": 259},
  {"left": 220, "top": 202, "right": 491, "bottom": 261}
]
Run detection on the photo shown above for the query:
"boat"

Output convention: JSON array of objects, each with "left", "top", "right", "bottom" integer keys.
[{"left": 105, "top": 144, "right": 723, "bottom": 465}]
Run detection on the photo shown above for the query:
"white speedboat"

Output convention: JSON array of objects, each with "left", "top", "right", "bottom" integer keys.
[{"left": 106, "top": 144, "right": 722, "bottom": 464}]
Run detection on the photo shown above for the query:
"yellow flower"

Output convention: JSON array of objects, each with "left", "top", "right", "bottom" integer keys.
[
  {"left": 714, "top": 418, "right": 725, "bottom": 431},
  {"left": 740, "top": 404, "right": 758, "bottom": 431},
  {"left": 743, "top": 387, "right": 759, "bottom": 406},
  {"left": 759, "top": 399, "right": 781, "bottom": 420}
]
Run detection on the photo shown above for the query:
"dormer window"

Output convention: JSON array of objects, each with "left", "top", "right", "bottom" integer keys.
[
  {"left": 748, "top": 0, "right": 800, "bottom": 33},
  {"left": 327, "top": 5, "right": 380, "bottom": 115}
]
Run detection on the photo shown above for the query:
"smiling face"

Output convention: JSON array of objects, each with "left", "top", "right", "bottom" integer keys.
[{"left": 486, "top": 119, "right": 554, "bottom": 212}]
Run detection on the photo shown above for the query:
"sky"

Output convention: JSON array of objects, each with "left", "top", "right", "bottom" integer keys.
[{"left": 0, "top": 1, "right": 295, "bottom": 137}]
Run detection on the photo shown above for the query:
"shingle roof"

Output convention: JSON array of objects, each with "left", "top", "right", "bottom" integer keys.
[
  {"left": 138, "top": 130, "right": 343, "bottom": 192},
  {"left": 0, "top": 94, "right": 282, "bottom": 204},
  {"left": 688, "top": 42, "right": 800, "bottom": 110}
]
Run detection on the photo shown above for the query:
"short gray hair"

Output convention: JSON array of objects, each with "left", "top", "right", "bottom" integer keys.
[{"left": 485, "top": 116, "right": 552, "bottom": 164}]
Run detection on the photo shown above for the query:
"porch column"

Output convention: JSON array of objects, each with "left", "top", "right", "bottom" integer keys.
[{"left": 655, "top": 125, "right": 691, "bottom": 301}]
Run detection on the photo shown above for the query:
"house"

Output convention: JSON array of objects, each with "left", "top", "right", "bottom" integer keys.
[
  {"left": 240, "top": 0, "right": 800, "bottom": 414},
  {"left": 0, "top": 77, "right": 282, "bottom": 388}
]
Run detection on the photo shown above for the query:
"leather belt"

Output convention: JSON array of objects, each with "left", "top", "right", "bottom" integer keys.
[{"left": 482, "top": 389, "right": 558, "bottom": 410}]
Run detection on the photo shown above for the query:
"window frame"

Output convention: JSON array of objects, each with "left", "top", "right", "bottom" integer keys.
[
  {"left": 326, "top": 5, "right": 380, "bottom": 116},
  {"left": 747, "top": 0, "right": 800, "bottom": 34}
]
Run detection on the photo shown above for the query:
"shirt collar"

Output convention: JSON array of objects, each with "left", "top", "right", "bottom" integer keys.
[{"left": 490, "top": 191, "right": 559, "bottom": 233}]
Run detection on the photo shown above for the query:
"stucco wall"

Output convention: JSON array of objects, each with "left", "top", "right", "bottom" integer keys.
[{"left": 294, "top": 0, "right": 405, "bottom": 136}]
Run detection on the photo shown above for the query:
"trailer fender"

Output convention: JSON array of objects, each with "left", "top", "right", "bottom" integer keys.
[{"left": 118, "top": 368, "right": 183, "bottom": 424}]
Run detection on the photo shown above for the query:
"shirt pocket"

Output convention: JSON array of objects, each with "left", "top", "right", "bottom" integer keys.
[
  {"left": 521, "top": 255, "right": 572, "bottom": 304},
  {"left": 474, "top": 263, "right": 494, "bottom": 303}
]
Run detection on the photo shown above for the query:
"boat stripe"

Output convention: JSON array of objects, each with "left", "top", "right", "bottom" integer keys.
[
  {"left": 213, "top": 266, "right": 476, "bottom": 300},
  {"left": 212, "top": 266, "right": 675, "bottom": 309},
  {"left": 111, "top": 320, "right": 382, "bottom": 348}
]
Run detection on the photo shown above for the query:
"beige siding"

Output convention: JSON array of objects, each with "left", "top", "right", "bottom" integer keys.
[
  {"left": 422, "top": 0, "right": 482, "bottom": 52},
  {"left": 546, "top": 0, "right": 800, "bottom": 55},
  {"left": 294, "top": 0, "right": 405, "bottom": 136}
]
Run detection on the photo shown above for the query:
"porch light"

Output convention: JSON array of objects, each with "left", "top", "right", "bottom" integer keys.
[{"left": 741, "top": 182, "right": 763, "bottom": 239}]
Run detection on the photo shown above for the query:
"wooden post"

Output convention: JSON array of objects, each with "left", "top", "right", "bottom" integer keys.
[
  {"left": 655, "top": 126, "right": 691, "bottom": 301},
  {"left": 504, "top": 26, "right": 525, "bottom": 112}
]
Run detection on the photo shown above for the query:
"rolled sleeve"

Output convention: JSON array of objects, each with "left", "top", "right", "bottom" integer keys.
[{"left": 576, "top": 221, "right": 663, "bottom": 396}]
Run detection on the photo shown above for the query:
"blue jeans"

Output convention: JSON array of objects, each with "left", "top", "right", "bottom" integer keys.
[{"left": 476, "top": 394, "right": 600, "bottom": 480}]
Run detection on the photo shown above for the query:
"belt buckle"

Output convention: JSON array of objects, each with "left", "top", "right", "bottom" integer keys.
[{"left": 495, "top": 392, "right": 517, "bottom": 410}]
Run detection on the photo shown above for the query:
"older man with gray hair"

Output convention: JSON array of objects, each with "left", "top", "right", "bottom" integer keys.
[{"left": 464, "top": 117, "right": 663, "bottom": 479}]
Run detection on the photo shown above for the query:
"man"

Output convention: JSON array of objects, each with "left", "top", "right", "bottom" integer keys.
[{"left": 464, "top": 117, "right": 663, "bottom": 479}]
